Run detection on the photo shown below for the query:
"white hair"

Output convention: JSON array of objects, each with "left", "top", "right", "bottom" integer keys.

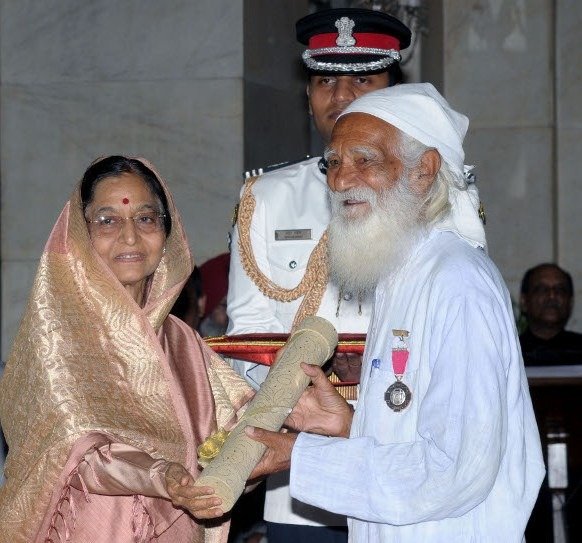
[
  {"left": 326, "top": 127, "right": 471, "bottom": 294},
  {"left": 394, "top": 130, "right": 468, "bottom": 224}
]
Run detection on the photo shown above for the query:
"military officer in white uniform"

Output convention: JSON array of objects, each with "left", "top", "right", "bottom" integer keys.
[{"left": 226, "top": 8, "right": 411, "bottom": 543}]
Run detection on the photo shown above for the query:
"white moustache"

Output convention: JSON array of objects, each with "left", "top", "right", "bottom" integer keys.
[{"left": 329, "top": 187, "right": 378, "bottom": 215}]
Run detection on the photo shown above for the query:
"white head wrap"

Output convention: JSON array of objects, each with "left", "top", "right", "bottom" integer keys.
[{"left": 338, "top": 83, "right": 487, "bottom": 250}]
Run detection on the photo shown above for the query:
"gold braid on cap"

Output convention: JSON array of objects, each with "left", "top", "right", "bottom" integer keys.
[{"left": 237, "top": 176, "right": 328, "bottom": 329}]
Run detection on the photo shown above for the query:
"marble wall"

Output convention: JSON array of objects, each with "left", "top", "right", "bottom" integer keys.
[
  {"left": 423, "top": 0, "right": 582, "bottom": 329},
  {"left": 244, "top": 0, "right": 309, "bottom": 169},
  {"left": 556, "top": 0, "right": 582, "bottom": 327},
  {"left": 0, "top": 1, "right": 245, "bottom": 359}
]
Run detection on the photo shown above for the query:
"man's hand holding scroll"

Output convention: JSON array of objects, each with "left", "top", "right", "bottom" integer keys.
[
  {"left": 246, "top": 362, "right": 354, "bottom": 481},
  {"left": 284, "top": 363, "right": 354, "bottom": 438}
]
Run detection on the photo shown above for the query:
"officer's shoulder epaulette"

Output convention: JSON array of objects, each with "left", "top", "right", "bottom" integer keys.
[{"left": 243, "top": 155, "right": 312, "bottom": 180}]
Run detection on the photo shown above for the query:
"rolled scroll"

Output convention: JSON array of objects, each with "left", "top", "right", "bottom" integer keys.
[{"left": 194, "top": 315, "right": 338, "bottom": 512}]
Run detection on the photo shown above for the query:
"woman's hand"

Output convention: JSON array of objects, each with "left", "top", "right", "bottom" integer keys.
[
  {"left": 285, "top": 363, "right": 354, "bottom": 438},
  {"left": 164, "top": 462, "right": 224, "bottom": 519}
]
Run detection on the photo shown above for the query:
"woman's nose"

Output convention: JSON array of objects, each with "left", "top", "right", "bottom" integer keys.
[{"left": 119, "top": 218, "right": 138, "bottom": 244}]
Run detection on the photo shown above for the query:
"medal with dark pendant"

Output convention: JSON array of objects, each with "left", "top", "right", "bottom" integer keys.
[
  {"left": 385, "top": 379, "right": 412, "bottom": 412},
  {"left": 385, "top": 329, "right": 412, "bottom": 412}
]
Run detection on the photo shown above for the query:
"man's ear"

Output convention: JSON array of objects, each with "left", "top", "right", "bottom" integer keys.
[
  {"left": 415, "top": 149, "right": 441, "bottom": 194},
  {"left": 306, "top": 84, "right": 313, "bottom": 116}
]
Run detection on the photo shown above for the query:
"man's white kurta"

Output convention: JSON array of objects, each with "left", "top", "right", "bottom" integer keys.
[
  {"left": 290, "top": 229, "right": 545, "bottom": 541},
  {"left": 227, "top": 157, "right": 371, "bottom": 526}
]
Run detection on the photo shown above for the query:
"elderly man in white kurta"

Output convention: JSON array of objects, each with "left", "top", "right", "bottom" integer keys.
[
  {"left": 246, "top": 83, "right": 545, "bottom": 542},
  {"left": 226, "top": 10, "right": 412, "bottom": 540}
]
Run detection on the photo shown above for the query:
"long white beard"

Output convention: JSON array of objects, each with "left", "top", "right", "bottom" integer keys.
[{"left": 327, "top": 179, "right": 426, "bottom": 294}]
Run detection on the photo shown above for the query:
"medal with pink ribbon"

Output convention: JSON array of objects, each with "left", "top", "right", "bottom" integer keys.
[{"left": 384, "top": 329, "right": 412, "bottom": 412}]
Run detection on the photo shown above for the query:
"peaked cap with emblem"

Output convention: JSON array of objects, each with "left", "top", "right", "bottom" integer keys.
[{"left": 296, "top": 8, "right": 411, "bottom": 75}]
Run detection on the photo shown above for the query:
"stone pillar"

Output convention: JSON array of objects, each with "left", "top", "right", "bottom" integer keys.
[{"left": 243, "top": 0, "right": 310, "bottom": 172}]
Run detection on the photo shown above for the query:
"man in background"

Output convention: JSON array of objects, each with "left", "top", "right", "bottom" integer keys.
[
  {"left": 170, "top": 253, "right": 230, "bottom": 337},
  {"left": 199, "top": 252, "right": 230, "bottom": 337},
  {"left": 170, "top": 266, "right": 205, "bottom": 331},
  {"left": 519, "top": 263, "right": 582, "bottom": 365}
]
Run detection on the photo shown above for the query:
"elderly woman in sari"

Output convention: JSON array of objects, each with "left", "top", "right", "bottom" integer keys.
[{"left": 0, "top": 156, "right": 253, "bottom": 542}]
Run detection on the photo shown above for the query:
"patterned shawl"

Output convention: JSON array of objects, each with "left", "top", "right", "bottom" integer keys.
[{"left": 0, "top": 160, "right": 251, "bottom": 542}]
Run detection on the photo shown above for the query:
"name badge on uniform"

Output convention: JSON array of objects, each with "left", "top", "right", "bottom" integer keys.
[{"left": 274, "top": 229, "right": 312, "bottom": 241}]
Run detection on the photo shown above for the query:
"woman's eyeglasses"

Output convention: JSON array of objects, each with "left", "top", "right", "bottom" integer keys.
[{"left": 86, "top": 212, "right": 166, "bottom": 236}]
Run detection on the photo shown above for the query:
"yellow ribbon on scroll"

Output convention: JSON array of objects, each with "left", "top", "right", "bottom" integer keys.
[{"left": 194, "top": 315, "right": 338, "bottom": 512}]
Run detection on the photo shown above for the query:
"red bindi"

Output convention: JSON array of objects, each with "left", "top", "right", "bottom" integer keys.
[{"left": 122, "top": 198, "right": 129, "bottom": 205}]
